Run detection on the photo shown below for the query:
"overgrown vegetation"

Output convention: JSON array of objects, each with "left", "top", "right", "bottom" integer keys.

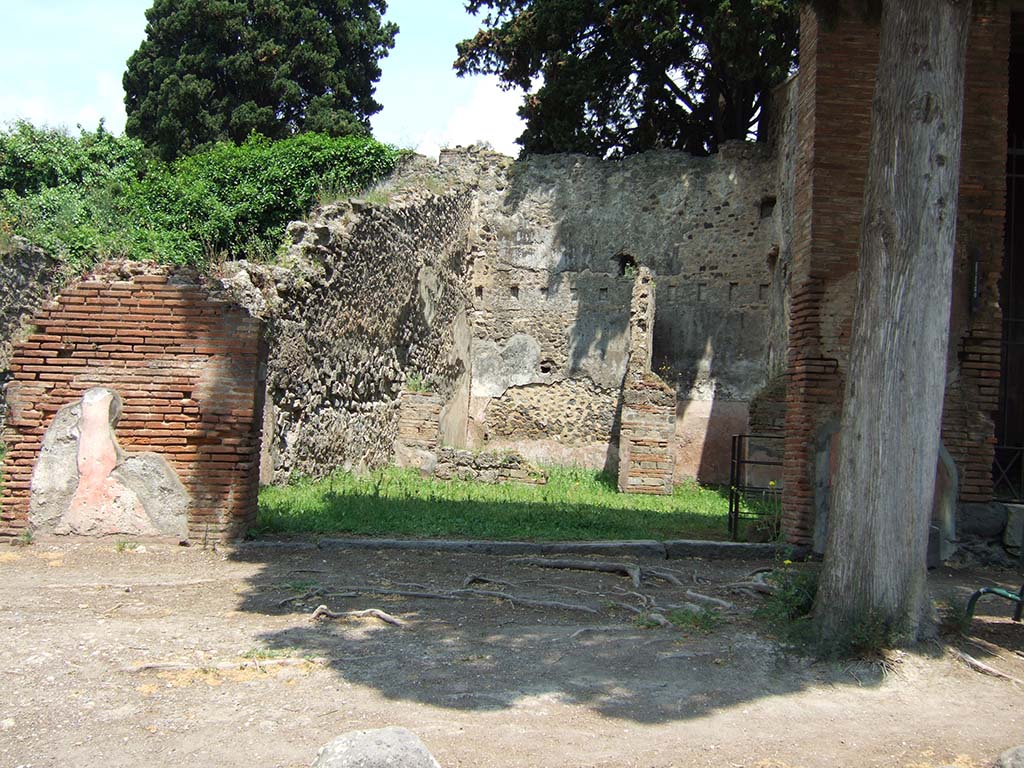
[
  {"left": 0, "top": 121, "right": 401, "bottom": 268},
  {"left": 756, "top": 560, "right": 820, "bottom": 641},
  {"left": 257, "top": 466, "right": 733, "bottom": 541}
]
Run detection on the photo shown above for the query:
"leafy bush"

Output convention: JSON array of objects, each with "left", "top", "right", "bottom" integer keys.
[
  {"left": 0, "top": 122, "right": 401, "bottom": 268},
  {"left": 0, "top": 120, "right": 150, "bottom": 195}
]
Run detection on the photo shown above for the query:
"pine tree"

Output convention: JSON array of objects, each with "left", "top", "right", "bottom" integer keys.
[{"left": 124, "top": 0, "right": 397, "bottom": 160}]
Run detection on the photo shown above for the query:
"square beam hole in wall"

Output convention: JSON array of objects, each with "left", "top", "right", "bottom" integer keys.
[
  {"left": 510, "top": 285, "right": 519, "bottom": 299},
  {"left": 475, "top": 285, "right": 484, "bottom": 299}
]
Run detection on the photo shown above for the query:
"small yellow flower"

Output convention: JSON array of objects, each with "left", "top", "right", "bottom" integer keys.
[{"left": 783, "top": 559, "right": 792, "bottom": 566}]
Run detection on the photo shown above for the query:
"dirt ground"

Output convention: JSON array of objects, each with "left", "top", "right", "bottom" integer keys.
[{"left": 0, "top": 540, "right": 1022, "bottom": 768}]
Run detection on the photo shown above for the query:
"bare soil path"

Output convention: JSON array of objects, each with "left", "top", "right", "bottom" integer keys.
[{"left": 0, "top": 540, "right": 1021, "bottom": 767}]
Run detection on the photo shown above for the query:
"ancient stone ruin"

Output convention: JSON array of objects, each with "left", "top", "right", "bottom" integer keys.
[
  {"left": 2, "top": 7, "right": 1021, "bottom": 559},
  {"left": 1, "top": 264, "right": 265, "bottom": 543}
]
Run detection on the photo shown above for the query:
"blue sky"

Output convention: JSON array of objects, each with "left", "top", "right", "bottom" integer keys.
[{"left": 0, "top": 0, "right": 525, "bottom": 157}]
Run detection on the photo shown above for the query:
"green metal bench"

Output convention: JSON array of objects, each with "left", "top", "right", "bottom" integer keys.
[{"left": 965, "top": 584, "right": 1024, "bottom": 624}]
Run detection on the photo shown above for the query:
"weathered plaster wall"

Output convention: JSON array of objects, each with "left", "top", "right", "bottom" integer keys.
[
  {"left": 427, "top": 145, "right": 779, "bottom": 482},
  {"left": 222, "top": 180, "right": 475, "bottom": 482}
]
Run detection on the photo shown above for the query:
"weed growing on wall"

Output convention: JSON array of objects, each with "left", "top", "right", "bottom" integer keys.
[
  {"left": 0, "top": 121, "right": 401, "bottom": 269},
  {"left": 404, "top": 373, "right": 432, "bottom": 393}
]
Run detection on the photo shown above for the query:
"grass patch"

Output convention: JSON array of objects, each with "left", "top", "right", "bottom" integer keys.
[
  {"left": 239, "top": 647, "right": 301, "bottom": 661},
  {"left": 667, "top": 607, "right": 722, "bottom": 633},
  {"left": 256, "top": 466, "right": 731, "bottom": 541}
]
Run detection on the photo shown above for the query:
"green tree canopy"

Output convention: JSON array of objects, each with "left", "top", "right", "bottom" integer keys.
[
  {"left": 124, "top": 0, "right": 398, "bottom": 160},
  {"left": 455, "top": 0, "right": 798, "bottom": 156}
]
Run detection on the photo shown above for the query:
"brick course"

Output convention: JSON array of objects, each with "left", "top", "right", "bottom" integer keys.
[
  {"left": 782, "top": 8, "right": 1011, "bottom": 544},
  {"left": 1, "top": 268, "right": 265, "bottom": 543}
]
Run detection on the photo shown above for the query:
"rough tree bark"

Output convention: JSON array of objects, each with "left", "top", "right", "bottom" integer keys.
[{"left": 813, "top": 0, "right": 973, "bottom": 647}]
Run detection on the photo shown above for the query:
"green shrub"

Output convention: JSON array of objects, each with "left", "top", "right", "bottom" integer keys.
[
  {"left": 0, "top": 123, "right": 401, "bottom": 268},
  {"left": 756, "top": 561, "right": 820, "bottom": 642}
]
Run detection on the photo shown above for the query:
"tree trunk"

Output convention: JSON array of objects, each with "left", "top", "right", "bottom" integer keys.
[{"left": 813, "top": 0, "right": 972, "bottom": 648}]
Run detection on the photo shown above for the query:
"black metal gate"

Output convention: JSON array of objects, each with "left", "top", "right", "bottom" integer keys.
[{"left": 728, "top": 434, "right": 783, "bottom": 541}]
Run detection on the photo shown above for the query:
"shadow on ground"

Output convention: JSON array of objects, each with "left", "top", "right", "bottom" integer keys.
[{"left": 227, "top": 545, "right": 907, "bottom": 726}]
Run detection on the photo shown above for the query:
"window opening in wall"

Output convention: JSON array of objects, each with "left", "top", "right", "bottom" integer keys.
[
  {"left": 759, "top": 196, "right": 777, "bottom": 219},
  {"left": 599, "top": 286, "right": 608, "bottom": 296},
  {"left": 614, "top": 251, "right": 638, "bottom": 276}
]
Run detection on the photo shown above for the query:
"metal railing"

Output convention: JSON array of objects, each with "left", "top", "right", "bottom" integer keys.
[
  {"left": 728, "top": 434, "right": 784, "bottom": 541},
  {"left": 994, "top": 446, "right": 1024, "bottom": 503}
]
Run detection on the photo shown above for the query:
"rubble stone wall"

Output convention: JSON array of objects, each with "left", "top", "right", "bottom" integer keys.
[
  {"left": 0, "top": 239, "right": 65, "bottom": 429},
  {"left": 221, "top": 183, "right": 475, "bottom": 482}
]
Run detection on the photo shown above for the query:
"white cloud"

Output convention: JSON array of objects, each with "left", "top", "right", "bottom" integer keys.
[
  {"left": 0, "top": 71, "right": 127, "bottom": 134},
  {"left": 414, "top": 75, "right": 525, "bottom": 159}
]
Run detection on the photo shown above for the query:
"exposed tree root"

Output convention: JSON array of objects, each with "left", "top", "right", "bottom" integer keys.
[
  {"left": 951, "top": 647, "right": 1023, "bottom": 685},
  {"left": 683, "top": 590, "right": 735, "bottom": 611},
  {"left": 569, "top": 625, "right": 638, "bottom": 639},
  {"left": 311, "top": 605, "right": 407, "bottom": 627},
  {"left": 511, "top": 557, "right": 643, "bottom": 588},
  {"left": 320, "top": 585, "right": 598, "bottom": 613},
  {"left": 510, "top": 557, "right": 688, "bottom": 589},
  {"left": 462, "top": 574, "right": 518, "bottom": 589},
  {"left": 451, "top": 588, "right": 599, "bottom": 614},
  {"left": 278, "top": 588, "right": 324, "bottom": 607},
  {"left": 643, "top": 567, "right": 685, "bottom": 586},
  {"left": 725, "top": 581, "right": 777, "bottom": 596},
  {"left": 325, "top": 587, "right": 457, "bottom": 600}
]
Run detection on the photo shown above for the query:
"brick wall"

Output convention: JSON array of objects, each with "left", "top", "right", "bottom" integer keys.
[
  {"left": 781, "top": 8, "right": 1011, "bottom": 544},
  {"left": 617, "top": 377, "right": 676, "bottom": 495},
  {"left": 1, "top": 267, "right": 265, "bottom": 543},
  {"left": 941, "top": 10, "right": 1010, "bottom": 503},
  {"left": 394, "top": 391, "right": 442, "bottom": 455},
  {"left": 781, "top": 6, "right": 879, "bottom": 544}
]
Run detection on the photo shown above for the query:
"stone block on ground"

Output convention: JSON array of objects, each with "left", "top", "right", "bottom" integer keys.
[
  {"left": 1002, "top": 504, "right": 1024, "bottom": 551},
  {"left": 994, "top": 745, "right": 1024, "bottom": 768},
  {"left": 313, "top": 727, "right": 441, "bottom": 768},
  {"left": 960, "top": 502, "right": 1009, "bottom": 540}
]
